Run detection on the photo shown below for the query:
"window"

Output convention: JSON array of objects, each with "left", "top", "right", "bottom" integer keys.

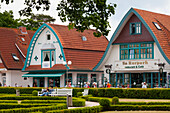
[
  {"left": 130, "top": 22, "right": 141, "bottom": 35},
  {"left": 120, "top": 42, "right": 153, "bottom": 60},
  {"left": 47, "top": 34, "right": 51, "bottom": 40},
  {"left": 12, "top": 53, "right": 19, "bottom": 61},
  {"left": 153, "top": 22, "right": 162, "bottom": 30},
  {"left": 43, "top": 51, "right": 50, "bottom": 61},
  {"left": 42, "top": 50, "right": 55, "bottom": 68},
  {"left": 81, "top": 36, "right": 87, "bottom": 41}
]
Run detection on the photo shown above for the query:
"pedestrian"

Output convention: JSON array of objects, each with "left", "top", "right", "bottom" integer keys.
[
  {"left": 107, "top": 82, "right": 111, "bottom": 88},
  {"left": 142, "top": 82, "right": 147, "bottom": 88},
  {"left": 0, "top": 82, "right": 2, "bottom": 87}
]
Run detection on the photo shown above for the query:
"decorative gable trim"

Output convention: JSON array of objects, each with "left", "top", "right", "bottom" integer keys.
[
  {"left": 93, "top": 8, "right": 170, "bottom": 71},
  {"left": 22, "top": 23, "right": 69, "bottom": 71}
]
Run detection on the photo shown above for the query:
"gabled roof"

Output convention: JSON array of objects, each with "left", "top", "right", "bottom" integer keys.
[
  {"left": 93, "top": 8, "right": 170, "bottom": 70},
  {"left": 134, "top": 8, "right": 170, "bottom": 62},
  {"left": 0, "top": 27, "right": 35, "bottom": 70},
  {"left": 24, "top": 23, "right": 108, "bottom": 71},
  {"left": 47, "top": 24, "right": 108, "bottom": 51}
]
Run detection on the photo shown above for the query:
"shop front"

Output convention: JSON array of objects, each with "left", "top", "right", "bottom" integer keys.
[{"left": 110, "top": 72, "right": 167, "bottom": 88}]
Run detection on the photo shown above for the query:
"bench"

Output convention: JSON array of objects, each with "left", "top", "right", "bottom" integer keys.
[
  {"left": 82, "top": 89, "right": 89, "bottom": 96},
  {"left": 38, "top": 88, "right": 57, "bottom": 96},
  {"left": 50, "top": 88, "right": 72, "bottom": 97}
]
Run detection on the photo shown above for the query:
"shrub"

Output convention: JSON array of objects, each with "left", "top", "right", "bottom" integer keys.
[
  {"left": 73, "top": 99, "right": 85, "bottom": 107},
  {"left": 46, "top": 105, "right": 103, "bottom": 113},
  {"left": 77, "top": 92, "right": 83, "bottom": 97},
  {"left": 112, "top": 97, "right": 119, "bottom": 105},
  {"left": 99, "top": 99, "right": 110, "bottom": 107},
  {"left": 32, "top": 90, "right": 38, "bottom": 96}
]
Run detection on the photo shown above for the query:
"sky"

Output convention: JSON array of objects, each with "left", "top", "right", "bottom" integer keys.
[{"left": 0, "top": 0, "right": 170, "bottom": 40}]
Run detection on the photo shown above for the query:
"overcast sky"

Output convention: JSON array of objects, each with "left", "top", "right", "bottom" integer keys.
[{"left": 0, "top": 0, "right": 170, "bottom": 40}]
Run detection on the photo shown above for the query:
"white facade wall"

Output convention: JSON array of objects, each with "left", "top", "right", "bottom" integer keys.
[
  {"left": 98, "top": 42, "right": 170, "bottom": 82},
  {"left": 30, "top": 28, "right": 64, "bottom": 66}
]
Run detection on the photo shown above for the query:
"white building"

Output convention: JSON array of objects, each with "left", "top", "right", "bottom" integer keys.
[
  {"left": 93, "top": 8, "right": 170, "bottom": 88},
  {"left": 22, "top": 23, "right": 108, "bottom": 87},
  {"left": 0, "top": 27, "right": 35, "bottom": 87}
]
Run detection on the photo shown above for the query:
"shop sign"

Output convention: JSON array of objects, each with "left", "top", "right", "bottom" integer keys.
[{"left": 115, "top": 59, "right": 159, "bottom": 70}]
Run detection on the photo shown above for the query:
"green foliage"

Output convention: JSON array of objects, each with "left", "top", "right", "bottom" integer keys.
[
  {"left": 0, "top": 96, "right": 67, "bottom": 100},
  {"left": 57, "top": 0, "right": 116, "bottom": 37},
  {"left": 99, "top": 99, "right": 110, "bottom": 107},
  {"left": 73, "top": 88, "right": 84, "bottom": 97},
  {"left": 112, "top": 97, "right": 119, "bottom": 105},
  {"left": 21, "top": 100, "right": 66, "bottom": 104},
  {"left": 77, "top": 92, "right": 83, "bottom": 97},
  {"left": 32, "top": 90, "right": 38, "bottom": 96},
  {"left": 0, "top": 100, "right": 18, "bottom": 103},
  {"left": 107, "top": 105, "right": 170, "bottom": 111},
  {"left": 46, "top": 106, "right": 103, "bottom": 113},
  {"left": 73, "top": 99, "right": 85, "bottom": 107},
  {"left": 1, "top": 0, "right": 117, "bottom": 37},
  {"left": 0, "top": 104, "right": 67, "bottom": 113}
]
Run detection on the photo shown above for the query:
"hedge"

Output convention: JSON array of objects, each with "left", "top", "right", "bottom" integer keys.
[
  {"left": 1, "top": 87, "right": 170, "bottom": 99},
  {"left": 0, "top": 103, "right": 49, "bottom": 110},
  {"left": 0, "top": 100, "right": 18, "bottom": 103},
  {"left": 0, "top": 104, "right": 67, "bottom": 113},
  {"left": 21, "top": 99, "right": 85, "bottom": 107},
  {"left": 46, "top": 106, "right": 103, "bottom": 113},
  {"left": 0, "top": 96, "right": 68, "bottom": 100},
  {"left": 106, "top": 105, "right": 170, "bottom": 111}
]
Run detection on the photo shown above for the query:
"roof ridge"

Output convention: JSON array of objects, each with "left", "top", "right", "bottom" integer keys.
[
  {"left": 133, "top": 8, "right": 170, "bottom": 17},
  {"left": 47, "top": 23, "right": 97, "bottom": 32}
]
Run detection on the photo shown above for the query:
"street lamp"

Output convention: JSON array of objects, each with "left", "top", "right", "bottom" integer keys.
[{"left": 63, "top": 60, "right": 72, "bottom": 87}]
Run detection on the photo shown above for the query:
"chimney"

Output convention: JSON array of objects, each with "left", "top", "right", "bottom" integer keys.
[{"left": 19, "top": 26, "right": 27, "bottom": 34}]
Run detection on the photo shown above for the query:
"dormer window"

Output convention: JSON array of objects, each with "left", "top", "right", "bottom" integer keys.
[
  {"left": 12, "top": 53, "right": 19, "bottom": 61},
  {"left": 130, "top": 22, "right": 141, "bottom": 35},
  {"left": 47, "top": 34, "right": 51, "bottom": 40},
  {"left": 81, "top": 36, "right": 87, "bottom": 41},
  {"left": 21, "top": 38, "right": 25, "bottom": 42},
  {"left": 153, "top": 22, "right": 162, "bottom": 30}
]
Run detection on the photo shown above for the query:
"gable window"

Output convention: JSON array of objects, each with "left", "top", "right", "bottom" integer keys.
[
  {"left": 42, "top": 50, "right": 55, "bottom": 68},
  {"left": 12, "top": 53, "right": 19, "bottom": 61},
  {"left": 120, "top": 42, "right": 153, "bottom": 60},
  {"left": 47, "top": 34, "right": 51, "bottom": 40},
  {"left": 130, "top": 22, "right": 141, "bottom": 35}
]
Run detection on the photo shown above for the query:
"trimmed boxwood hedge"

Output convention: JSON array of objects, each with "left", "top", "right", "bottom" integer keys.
[
  {"left": 107, "top": 105, "right": 170, "bottom": 111},
  {"left": 0, "top": 103, "right": 49, "bottom": 110},
  {"left": 0, "top": 104, "right": 66, "bottom": 113},
  {"left": 21, "top": 99, "right": 86, "bottom": 107},
  {"left": 1, "top": 87, "right": 170, "bottom": 99},
  {"left": 0, "top": 100, "right": 18, "bottom": 103},
  {"left": 46, "top": 105, "right": 103, "bottom": 113}
]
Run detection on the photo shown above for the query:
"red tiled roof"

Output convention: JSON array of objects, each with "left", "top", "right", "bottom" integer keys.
[
  {"left": 25, "top": 24, "right": 108, "bottom": 71},
  {"left": 25, "top": 64, "right": 66, "bottom": 71},
  {"left": 0, "top": 27, "right": 35, "bottom": 70},
  {"left": 64, "top": 49, "right": 105, "bottom": 70},
  {"left": 0, "top": 63, "right": 5, "bottom": 68},
  {"left": 134, "top": 8, "right": 170, "bottom": 60},
  {"left": 47, "top": 24, "right": 108, "bottom": 51}
]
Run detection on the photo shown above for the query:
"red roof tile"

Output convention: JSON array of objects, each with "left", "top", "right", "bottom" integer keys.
[
  {"left": 0, "top": 27, "right": 35, "bottom": 70},
  {"left": 25, "top": 64, "right": 66, "bottom": 71},
  {"left": 47, "top": 24, "right": 108, "bottom": 51},
  {"left": 134, "top": 8, "right": 170, "bottom": 60}
]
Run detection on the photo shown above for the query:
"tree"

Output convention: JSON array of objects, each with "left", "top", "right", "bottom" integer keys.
[
  {"left": 0, "top": 10, "right": 56, "bottom": 30},
  {"left": 0, "top": 0, "right": 116, "bottom": 37},
  {"left": 19, "top": 14, "right": 56, "bottom": 30},
  {"left": 0, "top": 10, "right": 20, "bottom": 28}
]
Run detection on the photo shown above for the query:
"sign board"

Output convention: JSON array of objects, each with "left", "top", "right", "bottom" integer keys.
[{"left": 114, "top": 59, "right": 159, "bottom": 71}]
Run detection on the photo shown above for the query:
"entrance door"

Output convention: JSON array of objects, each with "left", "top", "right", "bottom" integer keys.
[
  {"left": 48, "top": 77, "right": 60, "bottom": 87},
  {"left": 33, "top": 78, "right": 45, "bottom": 87},
  {"left": 131, "top": 73, "right": 143, "bottom": 88}
]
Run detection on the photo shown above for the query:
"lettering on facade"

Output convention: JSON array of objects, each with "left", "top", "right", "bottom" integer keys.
[
  {"left": 125, "top": 65, "right": 144, "bottom": 68},
  {"left": 122, "top": 61, "right": 148, "bottom": 65}
]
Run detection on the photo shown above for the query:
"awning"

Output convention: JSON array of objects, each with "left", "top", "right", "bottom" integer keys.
[{"left": 22, "top": 73, "right": 64, "bottom": 77}]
